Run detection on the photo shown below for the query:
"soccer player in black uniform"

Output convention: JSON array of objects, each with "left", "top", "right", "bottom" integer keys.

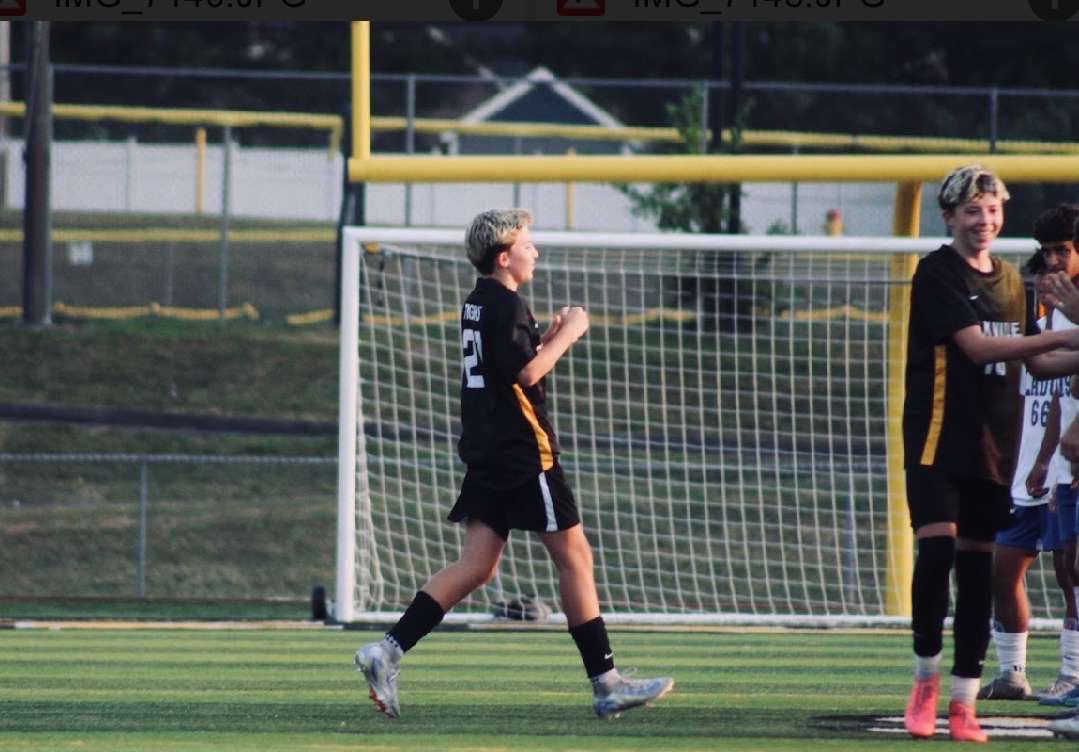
[
  {"left": 354, "top": 208, "right": 674, "bottom": 720},
  {"left": 902, "top": 166, "right": 1079, "bottom": 742}
]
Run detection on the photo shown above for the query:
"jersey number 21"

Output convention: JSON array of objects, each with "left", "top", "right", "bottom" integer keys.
[{"left": 462, "top": 329, "right": 484, "bottom": 388}]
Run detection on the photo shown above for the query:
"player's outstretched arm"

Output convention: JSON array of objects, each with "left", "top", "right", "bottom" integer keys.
[
  {"left": 952, "top": 324, "right": 1079, "bottom": 374},
  {"left": 1026, "top": 327, "right": 1079, "bottom": 377},
  {"left": 518, "top": 307, "right": 589, "bottom": 387}
]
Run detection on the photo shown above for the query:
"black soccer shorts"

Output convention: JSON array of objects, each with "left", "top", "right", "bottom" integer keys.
[
  {"left": 906, "top": 465, "right": 1013, "bottom": 542},
  {"left": 449, "top": 463, "right": 581, "bottom": 540}
]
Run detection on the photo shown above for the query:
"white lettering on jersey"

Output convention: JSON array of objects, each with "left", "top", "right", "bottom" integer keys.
[
  {"left": 463, "top": 304, "right": 483, "bottom": 322},
  {"left": 980, "top": 320, "right": 1021, "bottom": 376}
]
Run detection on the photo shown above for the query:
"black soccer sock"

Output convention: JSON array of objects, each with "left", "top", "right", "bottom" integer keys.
[
  {"left": 386, "top": 590, "right": 446, "bottom": 653},
  {"left": 953, "top": 549, "right": 993, "bottom": 679},
  {"left": 911, "top": 535, "right": 955, "bottom": 658},
  {"left": 569, "top": 616, "right": 615, "bottom": 678}
]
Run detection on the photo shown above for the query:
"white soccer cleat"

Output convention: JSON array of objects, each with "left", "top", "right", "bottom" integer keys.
[
  {"left": 1049, "top": 713, "right": 1079, "bottom": 738},
  {"left": 354, "top": 641, "right": 401, "bottom": 718},
  {"left": 592, "top": 670, "right": 674, "bottom": 719}
]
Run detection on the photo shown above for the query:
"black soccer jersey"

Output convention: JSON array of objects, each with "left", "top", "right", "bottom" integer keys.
[
  {"left": 902, "top": 245, "right": 1037, "bottom": 485},
  {"left": 457, "top": 276, "right": 560, "bottom": 486}
]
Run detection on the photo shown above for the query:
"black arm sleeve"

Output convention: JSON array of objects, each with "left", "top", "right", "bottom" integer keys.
[{"left": 491, "top": 296, "right": 534, "bottom": 385}]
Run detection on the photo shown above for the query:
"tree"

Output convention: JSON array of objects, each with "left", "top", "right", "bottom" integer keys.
[
  {"left": 615, "top": 88, "right": 766, "bottom": 332},
  {"left": 618, "top": 90, "right": 728, "bottom": 234}
]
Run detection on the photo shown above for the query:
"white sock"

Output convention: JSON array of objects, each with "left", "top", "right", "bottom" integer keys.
[
  {"left": 992, "top": 629, "right": 1028, "bottom": 678},
  {"left": 591, "top": 668, "right": 618, "bottom": 688},
  {"left": 1062, "top": 628, "right": 1079, "bottom": 678},
  {"left": 914, "top": 652, "right": 942, "bottom": 680},
  {"left": 951, "top": 675, "right": 980, "bottom": 706}
]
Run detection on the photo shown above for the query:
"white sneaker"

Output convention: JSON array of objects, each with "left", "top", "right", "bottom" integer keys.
[
  {"left": 1037, "top": 673, "right": 1079, "bottom": 703},
  {"left": 1049, "top": 713, "right": 1079, "bottom": 738},
  {"left": 354, "top": 641, "right": 401, "bottom": 718},
  {"left": 592, "top": 670, "right": 674, "bottom": 719}
]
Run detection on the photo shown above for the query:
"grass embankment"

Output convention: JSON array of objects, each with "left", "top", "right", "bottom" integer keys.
[
  {"left": 0, "top": 317, "right": 338, "bottom": 420},
  {"left": 0, "top": 317, "right": 341, "bottom": 610}
]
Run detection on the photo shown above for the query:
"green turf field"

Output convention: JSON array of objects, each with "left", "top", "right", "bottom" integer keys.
[{"left": 0, "top": 627, "right": 1073, "bottom": 751}]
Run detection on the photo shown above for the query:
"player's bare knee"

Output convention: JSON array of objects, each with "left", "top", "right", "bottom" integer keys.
[
  {"left": 458, "top": 562, "right": 498, "bottom": 590},
  {"left": 553, "top": 544, "right": 593, "bottom": 577},
  {"left": 478, "top": 563, "right": 500, "bottom": 588}
]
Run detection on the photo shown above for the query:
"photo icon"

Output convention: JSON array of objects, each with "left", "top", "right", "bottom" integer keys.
[
  {"left": 0, "top": 0, "right": 26, "bottom": 16},
  {"left": 557, "top": 0, "right": 605, "bottom": 16}
]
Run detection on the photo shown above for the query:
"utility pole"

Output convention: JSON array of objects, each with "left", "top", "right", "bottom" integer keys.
[
  {"left": 708, "top": 21, "right": 745, "bottom": 234},
  {"left": 726, "top": 21, "right": 744, "bottom": 234},
  {"left": 22, "top": 21, "right": 52, "bottom": 326},
  {"left": 708, "top": 22, "right": 723, "bottom": 154},
  {"left": 707, "top": 21, "right": 724, "bottom": 235},
  {"left": 0, "top": 21, "right": 11, "bottom": 208}
]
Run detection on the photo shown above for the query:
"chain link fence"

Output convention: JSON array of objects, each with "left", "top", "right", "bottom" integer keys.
[
  {"left": 0, "top": 454, "right": 337, "bottom": 601},
  {"left": 2, "top": 66, "right": 1077, "bottom": 322}
]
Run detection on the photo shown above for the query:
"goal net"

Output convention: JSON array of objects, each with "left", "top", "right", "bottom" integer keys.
[{"left": 337, "top": 227, "right": 1044, "bottom": 627}]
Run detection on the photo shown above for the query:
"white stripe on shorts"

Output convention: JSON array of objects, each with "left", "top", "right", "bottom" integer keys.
[{"left": 538, "top": 472, "right": 557, "bottom": 532}]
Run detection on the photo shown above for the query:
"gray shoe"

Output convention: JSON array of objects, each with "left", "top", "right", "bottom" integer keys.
[
  {"left": 592, "top": 670, "right": 674, "bottom": 719},
  {"left": 1037, "top": 673, "right": 1079, "bottom": 703},
  {"left": 354, "top": 641, "right": 401, "bottom": 718},
  {"left": 976, "top": 673, "right": 1033, "bottom": 700},
  {"left": 1049, "top": 713, "right": 1079, "bottom": 738},
  {"left": 1041, "top": 681, "right": 1079, "bottom": 707}
]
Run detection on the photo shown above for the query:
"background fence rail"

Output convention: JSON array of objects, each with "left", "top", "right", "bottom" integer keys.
[{"left": 0, "top": 453, "right": 337, "bottom": 600}]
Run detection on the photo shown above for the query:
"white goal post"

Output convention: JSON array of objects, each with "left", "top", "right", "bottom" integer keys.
[{"left": 337, "top": 227, "right": 1046, "bottom": 627}]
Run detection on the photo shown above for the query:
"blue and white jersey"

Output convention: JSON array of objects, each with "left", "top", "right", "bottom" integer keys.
[
  {"left": 1047, "top": 308, "right": 1079, "bottom": 488},
  {"left": 1013, "top": 315, "right": 1070, "bottom": 506}
]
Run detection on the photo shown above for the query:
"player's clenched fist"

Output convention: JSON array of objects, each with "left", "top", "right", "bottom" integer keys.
[{"left": 561, "top": 306, "right": 589, "bottom": 341}]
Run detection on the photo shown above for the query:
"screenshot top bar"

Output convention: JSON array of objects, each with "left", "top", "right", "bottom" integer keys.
[{"left": 11, "top": 0, "right": 1078, "bottom": 23}]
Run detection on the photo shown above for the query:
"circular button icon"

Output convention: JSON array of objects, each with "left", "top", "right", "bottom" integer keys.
[
  {"left": 1030, "top": 0, "right": 1079, "bottom": 21},
  {"left": 449, "top": 0, "right": 503, "bottom": 21}
]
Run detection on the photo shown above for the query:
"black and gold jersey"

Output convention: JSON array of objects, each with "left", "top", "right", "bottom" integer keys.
[
  {"left": 902, "top": 245, "right": 1036, "bottom": 485},
  {"left": 457, "top": 277, "right": 559, "bottom": 486}
]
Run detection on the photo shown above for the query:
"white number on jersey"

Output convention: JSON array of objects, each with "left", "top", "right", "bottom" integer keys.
[{"left": 462, "top": 329, "right": 484, "bottom": 388}]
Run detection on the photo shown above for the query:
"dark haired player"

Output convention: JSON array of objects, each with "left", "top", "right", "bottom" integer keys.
[
  {"left": 353, "top": 208, "right": 673, "bottom": 720},
  {"left": 979, "top": 208, "right": 1079, "bottom": 703},
  {"left": 902, "top": 166, "right": 1079, "bottom": 742}
]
